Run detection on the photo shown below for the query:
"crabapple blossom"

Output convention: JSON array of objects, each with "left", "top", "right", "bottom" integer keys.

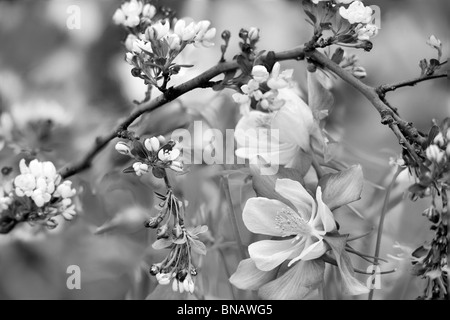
[
  {"left": 113, "top": 0, "right": 144, "bottom": 28},
  {"left": 133, "top": 162, "right": 149, "bottom": 176},
  {"left": 355, "top": 23, "right": 378, "bottom": 41},
  {"left": 339, "top": 1, "right": 373, "bottom": 24},
  {"left": 426, "top": 145, "right": 445, "bottom": 163}
]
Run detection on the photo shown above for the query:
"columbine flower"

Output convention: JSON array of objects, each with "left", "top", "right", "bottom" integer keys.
[
  {"left": 243, "top": 179, "right": 336, "bottom": 271},
  {"left": 339, "top": 1, "right": 373, "bottom": 24},
  {"left": 355, "top": 23, "right": 378, "bottom": 41}
]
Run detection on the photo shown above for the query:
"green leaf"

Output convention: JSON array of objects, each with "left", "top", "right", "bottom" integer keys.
[
  {"left": 131, "top": 140, "right": 148, "bottom": 159},
  {"left": 304, "top": 10, "right": 317, "bottom": 24},
  {"left": 323, "top": 234, "right": 370, "bottom": 296},
  {"left": 152, "top": 238, "right": 173, "bottom": 250},
  {"left": 152, "top": 167, "right": 165, "bottom": 179},
  {"left": 190, "top": 238, "right": 207, "bottom": 255},
  {"left": 319, "top": 165, "right": 364, "bottom": 210},
  {"left": 258, "top": 259, "right": 325, "bottom": 300},
  {"left": 331, "top": 47, "right": 345, "bottom": 64},
  {"left": 123, "top": 165, "right": 136, "bottom": 174}
]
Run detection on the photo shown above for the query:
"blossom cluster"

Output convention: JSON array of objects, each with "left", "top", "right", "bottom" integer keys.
[
  {"left": 0, "top": 159, "right": 77, "bottom": 231},
  {"left": 306, "top": 0, "right": 378, "bottom": 50},
  {"left": 115, "top": 135, "right": 183, "bottom": 178},
  {"left": 146, "top": 190, "right": 207, "bottom": 294},
  {"left": 115, "top": 0, "right": 216, "bottom": 91},
  {"left": 232, "top": 62, "right": 294, "bottom": 115}
]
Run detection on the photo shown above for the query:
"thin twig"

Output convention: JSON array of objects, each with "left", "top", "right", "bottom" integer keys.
[
  {"left": 368, "top": 167, "right": 404, "bottom": 300},
  {"left": 377, "top": 73, "right": 447, "bottom": 95}
]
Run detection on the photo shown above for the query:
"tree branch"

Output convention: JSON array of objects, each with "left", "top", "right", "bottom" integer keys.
[
  {"left": 60, "top": 46, "right": 306, "bottom": 179},
  {"left": 306, "top": 49, "right": 424, "bottom": 164},
  {"left": 377, "top": 73, "right": 448, "bottom": 96}
]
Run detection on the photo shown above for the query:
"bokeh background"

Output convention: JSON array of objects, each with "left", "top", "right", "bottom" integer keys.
[{"left": 0, "top": 0, "right": 448, "bottom": 300}]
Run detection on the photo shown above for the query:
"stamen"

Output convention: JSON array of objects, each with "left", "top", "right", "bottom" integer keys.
[{"left": 275, "top": 207, "right": 311, "bottom": 237}]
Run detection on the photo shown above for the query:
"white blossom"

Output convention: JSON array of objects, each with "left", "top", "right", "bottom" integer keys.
[
  {"left": 339, "top": 1, "right": 373, "bottom": 24},
  {"left": 426, "top": 145, "right": 445, "bottom": 163},
  {"left": 355, "top": 23, "right": 378, "bottom": 41},
  {"left": 113, "top": 0, "right": 144, "bottom": 28},
  {"left": 133, "top": 162, "right": 149, "bottom": 176}
]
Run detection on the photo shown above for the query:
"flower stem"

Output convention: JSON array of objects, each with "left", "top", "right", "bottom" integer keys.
[
  {"left": 368, "top": 167, "right": 404, "bottom": 300},
  {"left": 222, "top": 176, "right": 247, "bottom": 261}
]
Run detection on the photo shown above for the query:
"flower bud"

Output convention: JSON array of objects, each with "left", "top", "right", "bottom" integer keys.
[
  {"left": 352, "top": 66, "right": 367, "bottom": 79},
  {"left": 149, "top": 264, "right": 160, "bottom": 276},
  {"left": 142, "top": 4, "right": 156, "bottom": 19},
  {"left": 251, "top": 65, "right": 270, "bottom": 83},
  {"left": 426, "top": 35, "right": 442, "bottom": 51},
  {"left": 115, "top": 141, "right": 131, "bottom": 155},
  {"left": 145, "top": 216, "right": 161, "bottom": 229},
  {"left": 45, "top": 218, "right": 58, "bottom": 230},
  {"left": 145, "top": 137, "right": 160, "bottom": 153},
  {"left": 172, "top": 279, "right": 179, "bottom": 292},
  {"left": 248, "top": 27, "right": 260, "bottom": 41}
]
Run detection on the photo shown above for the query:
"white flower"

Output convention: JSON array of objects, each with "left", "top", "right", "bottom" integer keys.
[
  {"left": 352, "top": 66, "right": 367, "bottom": 78},
  {"left": 31, "top": 188, "right": 51, "bottom": 207},
  {"left": 169, "top": 161, "right": 183, "bottom": 172},
  {"left": 167, "top": 34, "right": 182, "bottom": 51},
  {"left": 242, "top": 179, "right": 337, "bottom": 271},
  {"left": 133, "top": 162, "right": 149, "bottom": 176},
  {"left": 55, "top": 181, "right": 76, "bottom": 199},
  {"left": 194, "top": 20, "right": 216, "bottom": 47},
  {"left": 0, "top": 187, "right": 12, "bottom": 212},
  {"left": 336, "top": 0, "right": 354, "bottom": 4},
  {"left": 433, "top": 133, "right": 445, "bottom": 147},
  {"left": 125, "top": 52, "right": 135, "bottom": 64},
  {"left": 267, "top": 62, "right": 293, "bottom": 90},
  {"left": 252, "top": 65, "right": 270, "bottom": 83},
  {"left": 114, "top": 0, "right": 144, "bottom": 27},
  {"left": 124, "top": 34, "right": 138, "bottom": 52},
  {"left": 355, "top": 23, "right": 378, "bottom": 41},
  {"left": 14, "top": 173, "right": 36, "bottom": 197},
  {"left": 61, "top": 204, "right": 77, "bottom": 221},
  {"left": 235, "top": 89, "right": 315, "bottom": 167},
  {"left": 426, "top": 145, "right": 445, "bottom": 163},
  {"left": 147, "top": 20, "right": 170, "bottom": 40},
  {"left": 158, "top": 147, "right": 181, "bottom": 162},
  {"left": 142, "top": 4, "right": 156, "bottom": 19},
  {"left": 339, "top": 1, "right": 373, "bottom": 24},
  {"left": 144, "top": 137, "right": 161, "bottom": 153},
  {"left": 174, "top": 20, "right": 197, "bottom": 42},
  {"left": 112, "top": 9, "right": 126, "bottom": 25},
  {"left": 156, "top": 272, "right": 172, "bottom": 285}
]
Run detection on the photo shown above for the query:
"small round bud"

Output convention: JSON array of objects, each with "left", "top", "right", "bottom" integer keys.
[
  {"left": 145, "top": 216, "right": 160, "bottom": 229},
  {"left": 131, "top": 68, "right": 141, "bottom": 77},
  {"left": 238, "top": 28, "right": 248, "bottom": 40},
  {"left": 115, "top": 141, "right": 131, "bottom": 156},
  {"left": 248, "top": 27, "right": 259, "bottom": 41},
  {"left": 149, "top": 264, "right": 160, "bottom": 276},
  {"left": 190, "top": 267, "right": 198, "bottom": 276},
  {"left": 221, "top": 30, "right": 231, "bottom": 41}
]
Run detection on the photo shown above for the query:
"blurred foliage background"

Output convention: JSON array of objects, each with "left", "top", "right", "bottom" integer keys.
[{"left": 0, "top": 0, "right": 448, "bottom": 299}]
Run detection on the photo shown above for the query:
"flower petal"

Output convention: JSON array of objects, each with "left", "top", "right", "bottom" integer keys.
[
  {"left": 275, "top": 179, "right": 315, "bottom": 221},
  {"left": 229, "top": 258, "right": 278, "bottom": 290},
  {"left": 290, "top": 238, "right": 327, "bottom": 264},
  {"left": 271, "top": 88, "right": 314, "bottom": 151},
  {"left": 315, "top": 187, "right": 337, "bottom": 233},
  {"left": 258, "top": 259, "right": 325, "bottom": 300},
  {"left": 242, "top": 198, "right": 287, "bottom": 237},
  {"left": 249, "top": 239, "right": 301, "bottom": 271},
  {"left": 318, "top": 165, "right": 364, "bottom": 210},
  {"left": 324, "top": 234, "right": 370, "bottom": 295}
]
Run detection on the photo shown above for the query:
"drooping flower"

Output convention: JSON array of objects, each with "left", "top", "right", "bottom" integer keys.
[{"left": 339, "top": 1, "right": 373, "bottom": 24}]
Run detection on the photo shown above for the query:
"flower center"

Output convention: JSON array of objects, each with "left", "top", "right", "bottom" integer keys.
[{"left": 275, "top": 207, "right": 312, "bottom": 237}]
